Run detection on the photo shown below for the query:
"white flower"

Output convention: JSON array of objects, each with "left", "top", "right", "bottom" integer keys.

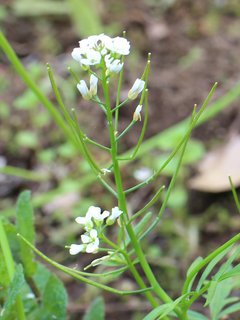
[
  {"left": 133, "top": 104, "right": 142, "bottom": 122},
  {"left": 81, "top": 229, "right": 100, "bottom": 253},
  {"left": 77, "top": 80, "right": 92, "bottom": 100},
  {"left": 81, "top": 49, "right": 102, "bottom": 66},
  {"left": 69, "top": 244, "right": 85, "bottom": 255},
  {"left": 71, "top": 47, "right": 85, "bottom": 62},
  {"left": 105, "top": 54, "right": 123, "bottom": 73},
  {"left": 75, "top": 206, "right": 99, "bottom": 230},
  {"left": 80, "top": 34, "right": 111, "bottom": 52},
  {"left": 93, "top": 209, "right": 110, "bottom": 223},
  {"left": 105, "top": 37, "right": 130, "bottom": 55},
  {"left": 128, "top": 78, "right": 145, "bottom": 100},
  {"left": 106, "top": 206, "right": 123, "bottom": 225},
  {"left": 90, "top": 74, "right": 98, "bottom": 95},
  {"left": 84, "top": 206, "right": 110, "bottom": 225},
  {"left": 72, "top": 34, "right": 130, "bottom": 72}
]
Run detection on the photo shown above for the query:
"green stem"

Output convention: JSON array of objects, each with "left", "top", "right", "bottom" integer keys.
[
  {"left": 139, "top": 129, "right": 190, "bottom": 241},
  {"left": 102, "top": 72, "right": 184, "bottom": 319},
  {"left": 112, "top": 98, "right": 129, "bottom": 113},
  {"left": 129, "top": 186, "right": 165, "bottom": 222},
  {"left": 0, "top": 219, "right": 26, "bottom": 320},
  {"left": 116, "top": 120, "right": 136, "bottom": 141},
  {"left": 84, "top": 136, "right": 110, "bottom": 151},
  {"left": 124, "top": 83, "right": 218, "bottom": 193},
  {"left": 17, "top": 234, "right": 152, "bottom": 296}
]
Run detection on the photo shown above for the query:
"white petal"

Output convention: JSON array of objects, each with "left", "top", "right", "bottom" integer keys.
[
  {"left": 90, "top": 229, "right": 98, "bottom": 239},
  {"left": 77, "top": 80, "right": 91, "bottom": 100},
  {"left": 90, "top": 74, "right": 98, "bottom": 95},
  {"left": 75, "top": 216, "right": 86, "bottom": 225},
  {"left": 86, "top": 243, "right": 98, "bottom": 253},
  {"left": 85, "top": 50, "right": 101, "bottom": 65},
  {"left": 133, "top": 104, "right": 142, "bottom": 122},
  {"left": 111, "top": 206, "right": 123, "bottom": 219},
  {"left": 102, "top": 210, "right": 110, "bottom": 219},
  {"left": 106, "top": 36, "right": 130, "bottom": 55},
  {"left": 69, "top": 244, "right": 84, "bottom": 255},
  {"left": 72, "top": 48, "right": 84, "bottom": 62},
  {"left": 81, "top": 234, "right": 91, "bottom": 243},
  {"left": 87, "top": 206, "right": 101, "bottom": 219},
  {"left": 128, "top": 79, "right": 145, "bottom": 100}
]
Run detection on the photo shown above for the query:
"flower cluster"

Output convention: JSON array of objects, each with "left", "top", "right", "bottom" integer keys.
[
  {"left": 69, "top": 205, "right": 123, "bottom": 255},
  {"left": 72, "top": 34, "right": 130, "bottom": 72},
  {"left": 72, "top": 34, "right": 146, "bottom": 121}
]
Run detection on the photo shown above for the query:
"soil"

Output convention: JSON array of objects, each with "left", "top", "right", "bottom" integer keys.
[{"left": 1, "top": 0, "right": 240, "bottom": 319}]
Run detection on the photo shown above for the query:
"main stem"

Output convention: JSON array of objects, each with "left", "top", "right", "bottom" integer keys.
[{"left": 102, "top": 75, "right": 184, "bottom": 319}]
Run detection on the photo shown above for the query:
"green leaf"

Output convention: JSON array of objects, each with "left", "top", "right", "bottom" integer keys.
[
  {"left": 1, "top": 264, "right": 25, "bottom": 319},
  {"left": 187, "top": 310, "right": 208, "bottom": 320},
  {"left": 209, "top": 278, "right": 233, "bottom": 320},
  {"left": 125, "top": 212, "right": 152, "bottom": 246},
  {"left": 218, "top": 302, "right": 240, "bottom": 318},
  {"left": 33, "top": 262, "right": 51, "bottom": 294},
  {"left": 31, "top": 268, "right": 67, "bottom": 320},
  {"left": 215, "top": 245, "right": 240, "bottom": 280},
  {"left": 142, "top": 305, "right": 170, "bottom": 320},
  {"left": 16, "top": 190, "right": 37, "bottom": 277},
  {"left": 142, "top": 294, "right": 189, "bottom": 320},
  {"left": 0, "top": 248, "right": 10, "bottom": 287},
  {"left": 185, "top": 256, "right": 203, "bottom": 293},
  {"left": 39, "top": 274, "right": 68, "bottom": 320},
  {"left": 1, "top": 218, "right": 20, "bottom": 263},
  {"left": 204, "top": 280, "right": 218, "bottom": 307},
  {"left": 83, "top": 296, "right": 105, "bottom": 320},
  {"left": 219, "top": 264, "right": 240, "bottom": 281},
  {"left": 196, "top": 245, "right": 233, "bottom": 291}
]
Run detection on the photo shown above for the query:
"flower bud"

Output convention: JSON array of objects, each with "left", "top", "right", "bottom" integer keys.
[
  {"left": 106, "top": 206, "right": 123, "bottom": 225},
  {"left": 128, "top": 78, "right": 145, "bottom": 100},
  {"left": 90, "top": 74, "right": 98, "bottom": 96},
  {"left": 133, "top": 105, "right": 142, "bottom": 122},
  {"left": 77, "top": 80, "right": 92, "bottom": 100}
]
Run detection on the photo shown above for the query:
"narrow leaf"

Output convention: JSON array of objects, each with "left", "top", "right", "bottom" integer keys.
[
  {"left": 218, "top": 302, "right": 240, "bottom": 318},
  {"left": 186, "top": 256, "right": 203, "bottom": 292},
  {"left": 196, "top": 245, "right": 233, "bottom": 291},
  {"left": 16, "top": 190, "right": 37, "bottom": 277},
  {"left": 219, "top": 264, "right": 240, "bottom": 281},
  {"left": 143, "top": 294, "right": 190, "bottom": 320},
  {"left": 187, "top": 310, "right": 208, "bottom": 320},
  {"left": 204, "top": 280, "right": 218, "bottom": 307},
  {"left": 1, "top": 264, "right": 25, "bottom": 319},
  {"left": 125, "top": 212, "right": 152, "bottom": 246},
  {"left": 83, "top": 296, "right": 105, "bottom": 320},
  {"left": 216, "top": 245, "right": 240, "bottom": 279},
  {"left": 209, "top": 278, "right": 233, "bottom": 320}
]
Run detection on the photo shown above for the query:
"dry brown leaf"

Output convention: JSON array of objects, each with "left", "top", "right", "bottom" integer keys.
[{"left": 189, "top": 134, "right": 240, "bottom": 193}]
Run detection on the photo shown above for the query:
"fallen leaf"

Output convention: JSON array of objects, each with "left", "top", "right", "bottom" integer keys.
[{"left": 189, "top": 134, "right": 240, "bottom": 192}]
